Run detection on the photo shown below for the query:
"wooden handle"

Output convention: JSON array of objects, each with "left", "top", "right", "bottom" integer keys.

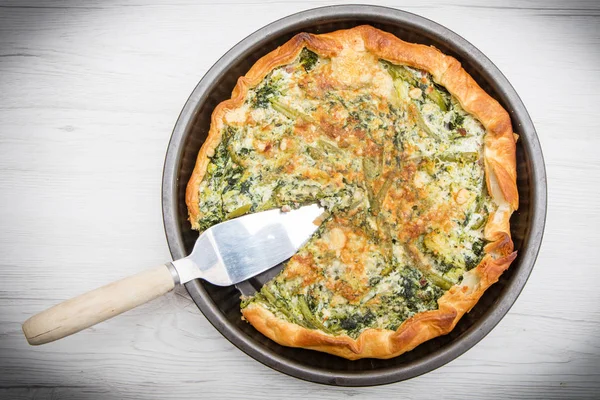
[{"left": 22, "top": 265, "right": 175, "bottom": 345}]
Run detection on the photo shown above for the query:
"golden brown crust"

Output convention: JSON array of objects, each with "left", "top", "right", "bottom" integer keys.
[{"left": 188, "top": 25, "right": 518, "bottom": 359}]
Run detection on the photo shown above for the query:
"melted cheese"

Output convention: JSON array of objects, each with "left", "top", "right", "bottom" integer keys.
[{"left": 201, "top": 49, "right": 492, "bottom": 338}]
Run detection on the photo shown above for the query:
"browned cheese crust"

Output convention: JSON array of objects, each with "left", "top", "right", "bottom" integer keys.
[{"left": 186, "top": 26, "right": 518, "bottom": 360}]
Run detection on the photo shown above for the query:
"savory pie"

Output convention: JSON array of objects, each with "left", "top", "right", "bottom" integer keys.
[{"left": 186, "top": 25, "right": 518, "bottom": 360}]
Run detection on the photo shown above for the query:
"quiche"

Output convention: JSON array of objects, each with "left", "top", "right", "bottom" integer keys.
[{"left": 186, "top": 26, "right": 518, "bottom": 360}]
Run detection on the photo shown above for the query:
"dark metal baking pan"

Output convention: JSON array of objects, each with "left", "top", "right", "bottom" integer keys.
[{"left": 161, "top": 5, "right": 547, "bottom": 386}]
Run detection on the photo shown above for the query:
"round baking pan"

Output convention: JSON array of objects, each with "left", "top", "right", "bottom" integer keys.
[{"left": 162, "top": 5, "right": 547, "bottom": 386}]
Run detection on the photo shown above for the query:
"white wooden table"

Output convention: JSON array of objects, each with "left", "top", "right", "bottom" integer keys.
[{"left": 1, "top": 0, "right": 599, "bottom": 398}]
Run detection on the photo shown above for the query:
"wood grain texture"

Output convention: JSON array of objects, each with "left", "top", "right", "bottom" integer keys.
[
  {"left": 0, "top": 0, "right": 599, "bottom": 398},
  {"left": 23, "top": 265, "right": 175, "bottom": 345}
]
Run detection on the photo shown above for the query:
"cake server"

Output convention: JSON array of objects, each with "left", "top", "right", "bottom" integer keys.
[{"left": 23, "top": 204, "right": 324, "bottom": 345}]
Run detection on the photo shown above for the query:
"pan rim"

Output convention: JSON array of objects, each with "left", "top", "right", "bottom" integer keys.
[{"left": 161, "top": 4, "right": 547, "bottom": 386}]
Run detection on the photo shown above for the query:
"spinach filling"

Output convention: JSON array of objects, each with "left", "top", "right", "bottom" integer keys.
[
  {"left": 199, "top": 50, "right": 491, "bottom": 338},
  {"left": 250, "top": 253, "right": 446, "bottom": 339},
  {"left": 299, "top": 48, "right": 318, "bottom": 71}
]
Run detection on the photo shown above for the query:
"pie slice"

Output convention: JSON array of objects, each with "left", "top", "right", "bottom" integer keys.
[{"left": 186, "top": 26, "right": 518, "bottom": 360}]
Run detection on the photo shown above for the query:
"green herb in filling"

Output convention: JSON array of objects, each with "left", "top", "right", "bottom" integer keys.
[{"left": 197, "top": 53, "right": 491, "bottom": 338}]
